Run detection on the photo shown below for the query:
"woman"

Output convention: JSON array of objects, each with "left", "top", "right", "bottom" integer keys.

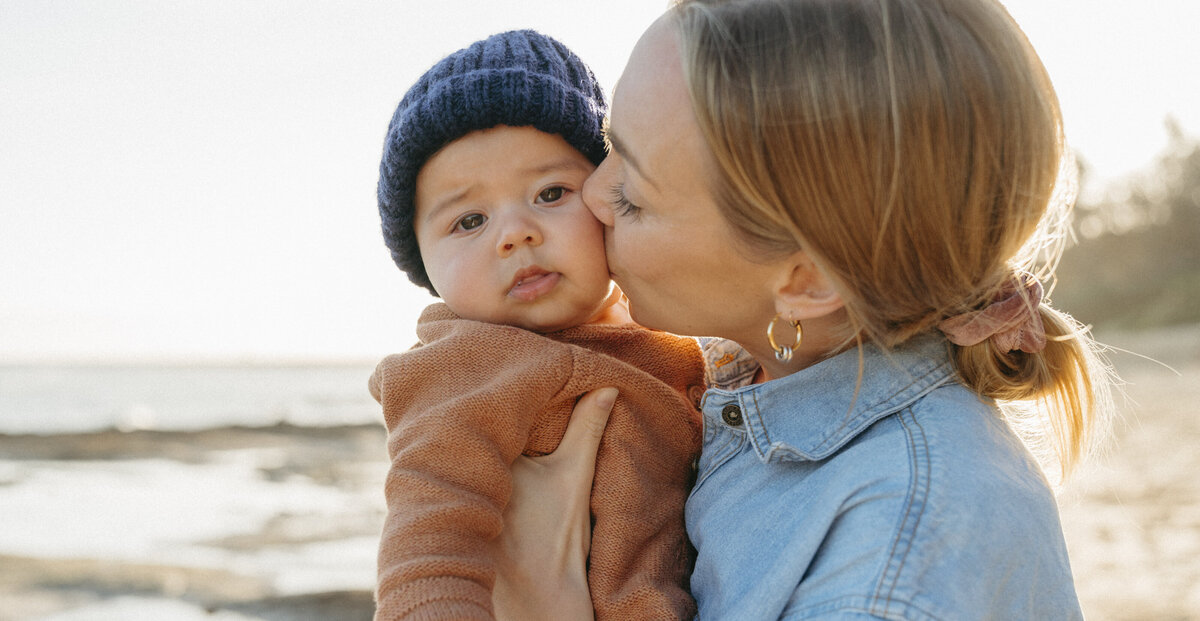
[{"left": 492, "top": 0, "right": 1112, "bottom": 618}]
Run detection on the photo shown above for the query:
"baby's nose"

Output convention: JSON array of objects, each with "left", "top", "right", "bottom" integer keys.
[{"left": 497, "top": 217, "right": 544, "bottom": 255}]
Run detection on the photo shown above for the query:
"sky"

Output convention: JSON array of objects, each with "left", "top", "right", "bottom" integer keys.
[{"left": 2, "top": 0, "right": 1198, "bottom": 363}]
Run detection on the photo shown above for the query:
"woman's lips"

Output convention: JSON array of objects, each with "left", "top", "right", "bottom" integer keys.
[{"left": 508, "top": 268, "right": 561, "bottom": 302}]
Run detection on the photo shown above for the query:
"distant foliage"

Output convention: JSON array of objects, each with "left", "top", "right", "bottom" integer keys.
[{"left": 1053, "top": 120, "right": 1200, "bottom": 330}]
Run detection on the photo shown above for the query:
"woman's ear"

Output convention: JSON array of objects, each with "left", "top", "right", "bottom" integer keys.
[{"left": 772, "top": 251, "right": 844, "bottom": 320}]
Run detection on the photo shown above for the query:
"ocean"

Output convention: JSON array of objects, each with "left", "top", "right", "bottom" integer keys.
[{"left": 0, "top": 363, "right": 383, "bottom": 435}]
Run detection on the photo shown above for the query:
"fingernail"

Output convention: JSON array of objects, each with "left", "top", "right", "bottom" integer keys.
[{"left": 596, "top": 387, "right": 618, "bottom": 411}]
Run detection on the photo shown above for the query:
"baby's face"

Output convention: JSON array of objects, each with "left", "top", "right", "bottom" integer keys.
[{"left": 414, "top": 125, "right": 613, "bottom": 332}]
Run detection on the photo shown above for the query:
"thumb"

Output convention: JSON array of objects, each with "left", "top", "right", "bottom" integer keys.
[{"left": 555, "top": 387, "right": 617, "bottom": 463}]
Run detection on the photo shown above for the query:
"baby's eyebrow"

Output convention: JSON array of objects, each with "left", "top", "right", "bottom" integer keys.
[
  {"left": 421, "top": 155, "right": 589, "bottom": 224},
  {"left": 421, "top": 186, "right": 473, "bottom": 225},
  {"left": 523, "top": 156, "right": 594, "bottom": 176}
]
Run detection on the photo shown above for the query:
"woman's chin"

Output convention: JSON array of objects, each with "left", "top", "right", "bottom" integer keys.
[{"left": 626, "top": 303, "right": 670, "bottom": 334}]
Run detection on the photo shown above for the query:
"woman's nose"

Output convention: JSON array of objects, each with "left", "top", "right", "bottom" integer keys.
[
  {"left": 497, "top": 214, "right": 543, "bottom": 256},
  {"left": 582, "top": 158, "right": 617, "bottom": 227}
]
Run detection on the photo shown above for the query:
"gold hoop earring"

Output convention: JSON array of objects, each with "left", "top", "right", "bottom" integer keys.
[{"left": 767, "top": 314, "right": 802, "bottom": 363}]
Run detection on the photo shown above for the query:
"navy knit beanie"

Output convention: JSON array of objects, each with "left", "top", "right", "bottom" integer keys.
[{"left": 378, "top": 30, "right": 609, "bottom": 296}]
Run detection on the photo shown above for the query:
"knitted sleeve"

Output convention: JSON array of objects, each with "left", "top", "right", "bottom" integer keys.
[{"left": 370, "top": 312, "right": 580, "bottom": 621}]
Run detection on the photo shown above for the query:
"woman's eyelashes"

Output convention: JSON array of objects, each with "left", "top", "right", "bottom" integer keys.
[{"left": 609, "top": 183, "right": 643, "bottom": 219}]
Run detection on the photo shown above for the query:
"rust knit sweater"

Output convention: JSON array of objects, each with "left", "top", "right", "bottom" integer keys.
[{"left": 369, "top": 303, "right": 705, "bottom": 621}]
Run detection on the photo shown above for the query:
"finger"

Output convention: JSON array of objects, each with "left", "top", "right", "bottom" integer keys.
[{"left": 555, "top": 387, "right": 617, "bottom": 466}]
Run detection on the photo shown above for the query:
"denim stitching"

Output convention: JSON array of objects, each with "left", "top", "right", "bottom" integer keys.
[
  {"left": 872, "top": 408, "right": 932, "bottom": 617},
  {"left": 809, "top": 360, "right": 951, "bottom": 457},
  {"left": 747, "top": 390, "right": 776, "bottom": 460},
  {"left": 689, "top": 429, "right": 744, "bottom": 496}
]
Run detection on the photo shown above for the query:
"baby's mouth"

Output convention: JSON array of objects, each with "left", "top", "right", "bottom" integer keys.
[{"left": 508, "top": 267, "right": 561, "bottom": 302}]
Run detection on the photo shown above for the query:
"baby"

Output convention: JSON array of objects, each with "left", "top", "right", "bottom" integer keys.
[{"left": 369, "top": 30, "right": 704, "bottom": 621}]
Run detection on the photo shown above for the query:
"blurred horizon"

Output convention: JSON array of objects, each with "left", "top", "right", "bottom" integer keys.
[{"left": 3, "top": 0, "right": 1199, "bottom": 364}]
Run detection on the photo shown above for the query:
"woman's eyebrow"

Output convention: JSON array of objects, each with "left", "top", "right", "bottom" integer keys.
[{"left": 605, "top": 123, "right": 658, "bottom": 191}]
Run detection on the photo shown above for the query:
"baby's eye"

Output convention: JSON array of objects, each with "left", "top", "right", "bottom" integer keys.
[
  {"left": 537, "top": 186, "right": 567, "bottom": 203},
  {"left": 455, "top": 213, "right": 486, "bottom": 232}
]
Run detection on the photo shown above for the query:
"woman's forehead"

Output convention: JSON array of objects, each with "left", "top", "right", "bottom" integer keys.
[{"left": 609, "top": 17, "right": 705, "bottom": 189}]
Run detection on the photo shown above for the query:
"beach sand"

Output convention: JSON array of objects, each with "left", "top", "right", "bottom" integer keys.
[
  {"left": 1057, "top": 325, "right": 1200, "bottom": 621},
  {"left": 1, "top": 326, "right": 1196, "bottom": 621}
]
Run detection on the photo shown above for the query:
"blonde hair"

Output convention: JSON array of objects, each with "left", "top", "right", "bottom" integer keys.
[{"left": 671, "top": 0, "right": 1112, "bottom": 478}]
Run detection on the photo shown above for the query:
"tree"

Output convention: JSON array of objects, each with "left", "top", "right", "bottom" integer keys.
[{"left": 1053, "top": 120, "right": 1200, "bottom": 329}]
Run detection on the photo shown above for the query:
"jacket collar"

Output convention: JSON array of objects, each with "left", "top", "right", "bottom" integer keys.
[{"left": 702, "top": 335, "right": 957, "bottom": 461}]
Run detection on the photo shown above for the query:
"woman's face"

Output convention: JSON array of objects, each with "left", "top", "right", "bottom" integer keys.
[{"left": 582, "top": 16, "right": 783, "bottom": 342}]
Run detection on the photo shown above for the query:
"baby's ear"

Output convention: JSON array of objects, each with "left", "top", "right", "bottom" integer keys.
[{"left": 772, "top": 251, "right": 844, "bottom": 320}]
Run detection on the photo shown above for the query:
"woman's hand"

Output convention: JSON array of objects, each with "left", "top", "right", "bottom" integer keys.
[{"left": 490, "top": 387, "right": 617, "bottom": 621}]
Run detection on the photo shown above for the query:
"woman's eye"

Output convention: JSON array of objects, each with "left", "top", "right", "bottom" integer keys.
[
  {"left": 537, "top": 186, "right": 566, "bottom": 203},
  {"left": 455, "top": 213, "right": 486, "bottom": 232},
  {"left": 609, "top": 183, "right": 643, "bottom": 219}
]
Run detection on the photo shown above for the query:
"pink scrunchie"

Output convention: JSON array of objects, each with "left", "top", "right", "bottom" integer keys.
[{"left": 938, "top": 276, "right": 1047, "bottom": 354}]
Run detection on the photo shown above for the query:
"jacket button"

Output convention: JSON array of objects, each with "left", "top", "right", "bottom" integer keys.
[{"left": 721, "top": 404, "right": 743, "bottom": 427}]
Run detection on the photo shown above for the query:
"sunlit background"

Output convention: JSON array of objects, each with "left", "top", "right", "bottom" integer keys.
[
  {"left": 2, "top": 2, "right": 1199, "bottom": 620},
  {"left": 2, "top": 0, "right": 1198, "bottom": 363}
]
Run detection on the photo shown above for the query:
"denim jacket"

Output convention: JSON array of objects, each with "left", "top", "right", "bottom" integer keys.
[{"left": 687, "top": 336, "right": 1083, "bottom": 620}]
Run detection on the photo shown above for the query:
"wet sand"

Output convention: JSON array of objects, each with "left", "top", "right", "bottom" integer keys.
[
  {"left": 2, "top": 326, "right": 1196, "bottom": 620},
  {"left": 0, "top": 424, "right": 388, "bottom": 621}
]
